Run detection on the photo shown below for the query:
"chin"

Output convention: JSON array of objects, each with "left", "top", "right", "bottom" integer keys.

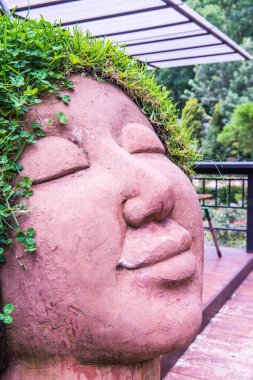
[{"left": 80, "top": 303, "right": 202, "bottom": 365}]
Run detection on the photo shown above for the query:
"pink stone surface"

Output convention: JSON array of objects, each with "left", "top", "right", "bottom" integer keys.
[
  {"left": 2, "top": 357, "right": 160, "bottom": 380},
  {"left": 19, "top": 136, "right": 89, "bottom": 184},
  {"left": 0, "top": 75, "right": 204, "bottom": 378}
]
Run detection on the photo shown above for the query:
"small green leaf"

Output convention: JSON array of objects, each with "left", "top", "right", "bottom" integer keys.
[
  {"left": 54, "top": 112, "right": 68, "bottom": 124},
  {"left": 0, "top": 314, "right": 5, "bottom": 321},
  {"left": 11, "top": 75, "right": 25, "bottom": 87},
  {"left": 56, "top": 93, "right": 71, "bottom": 105},
  {"left": 19, "top": 176, "right": 32, "bottom": 188},
  {"left": 24, "top": 86, "right": 38, "bottom": 96},
  {"left": 21, "top": 189, "right": 33, "bottom": 197},
  {"left": 3, "top": 304, "right": 14, "bottom": 315},
  {"left": 0, "top": 156, "right": 8, "bottom": 164},
  {"left": 69, "top": 54, "right": 80, "bottom": 64},
  {"left": 4, "top": 315, "right": 13, "bottom": 324},
  {"left": 26, "top": 228, "right": 35, "bottom": 238}
]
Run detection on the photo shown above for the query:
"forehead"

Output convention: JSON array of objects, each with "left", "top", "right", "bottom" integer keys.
[{"left": 25, "top": 74, "right": 153, "bottom": 144}]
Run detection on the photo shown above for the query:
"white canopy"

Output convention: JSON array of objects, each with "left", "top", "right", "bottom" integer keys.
[{"left": 3, "top": 0, "right": 252, "bottom": 68}]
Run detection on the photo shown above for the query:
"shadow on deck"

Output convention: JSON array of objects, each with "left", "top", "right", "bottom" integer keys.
[{"left": 161, "top": 245, "right": 253, "bottom": 379}]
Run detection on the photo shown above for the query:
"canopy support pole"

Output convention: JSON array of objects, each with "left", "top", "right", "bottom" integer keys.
[{"left": 0, "top": 0, "right": 11, "bottom": 15}]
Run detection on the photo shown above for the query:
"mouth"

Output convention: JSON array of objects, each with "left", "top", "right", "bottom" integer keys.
[{"left": 117, "top": 218, "right": 196, "bottom": 285}]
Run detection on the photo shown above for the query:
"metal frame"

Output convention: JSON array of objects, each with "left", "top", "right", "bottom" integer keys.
[
  {"left": 95, "top": 20, "right": 192, "bottom": 39},
  {"left": 162, "top": 0, "right": 251, "bottom": 60},
  {"left": 5, "top": 0, "right": 251, "bottom": 68},
  {"left": 131, "top": 42, "right": 223, "bottom": 56},
  {"left": 0, "top": 0, "right": 11, "bottom": 14},
  {"left": 60, "top": 5, "right": 168, "bottom": 27},
  {"left": 195, "top": 162, "right": 253, "bottom": 253}
]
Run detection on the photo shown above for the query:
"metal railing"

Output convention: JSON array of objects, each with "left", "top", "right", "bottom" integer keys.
[
  {"left": 194, "top": 162, "right": 253, "bottom": 253},
  {"left": 194, "top": 175, "right": 247, "bottom": 234}
]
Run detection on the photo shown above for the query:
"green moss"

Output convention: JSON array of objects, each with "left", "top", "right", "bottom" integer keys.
[{"left": 0, "top": 15, "right": 198, "bottom": 261}]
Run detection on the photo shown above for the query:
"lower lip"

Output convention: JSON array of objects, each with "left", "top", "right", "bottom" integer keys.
[{"left": 133, "top": 250, "right": 197, "bottom": 286}]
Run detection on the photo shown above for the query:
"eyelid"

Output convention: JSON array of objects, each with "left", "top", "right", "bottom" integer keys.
[
  {"left": 121, "top": 123, "right": 165, "bottom": 154},
  {"left": 19, "top": 136, "right": 89, "bottom": 185}
]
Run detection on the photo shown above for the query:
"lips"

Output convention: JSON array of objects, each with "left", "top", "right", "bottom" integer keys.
[{"left": 117, "top": 218, "right": 196, "bottom": 284}]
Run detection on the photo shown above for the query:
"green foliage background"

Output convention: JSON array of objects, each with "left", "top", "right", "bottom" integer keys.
[
  {"left": 0, "top": 15, "right": 198, "bottom": 263},
  {"left": 156, "top": 0, "right": 253, "bottom": 162}
]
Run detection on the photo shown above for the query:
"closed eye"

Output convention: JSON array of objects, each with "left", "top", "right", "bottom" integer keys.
[
  {"left": 19, "top": 136, "right": 89, "bottom": 185},
  {"left": 121, "top": 123, "right": 165, "bottom": 154}
]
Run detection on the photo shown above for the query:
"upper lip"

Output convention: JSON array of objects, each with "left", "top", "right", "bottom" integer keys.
[{"left": 117, "top": 218, "right": 193, "bottom": 270}]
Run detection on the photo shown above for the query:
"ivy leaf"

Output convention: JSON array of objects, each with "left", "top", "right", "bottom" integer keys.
[
  {"left": 11, "top": 75, "right": 25, "bottom": 87},
  {"left": 54, "top": 112, "right": 68, "bottom": 124},
  {"left": 56, "top": 93, "right": 71, "bottom": 105},
  {"left": 26, "top": 228, "right": 35, "bottom": 238},
  {"left": 0, "top": 156, "right": 8, "bottom": 164},
  {"left": 4, "top": 315, "right": 13, "bottom": 324},
  {"left": 21, "top": 189, "right": 33, "bottom": 197},
  {"left": 3, "top": 304, "right": 14, "bottom": 315},
  {"left": 69, "top": 54, "right": 80, "bottom": 64},
  {"left": 19, "top": 176, "right": 32, "bottom": 188},
  {"left": 24, "top": 86, "right": 38, "bottom": 96}
]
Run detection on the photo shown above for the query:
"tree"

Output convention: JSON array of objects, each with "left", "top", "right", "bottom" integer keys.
[
  {"left": 155, "top": 66, "right": 194, "bottom": 111},
  {"left": 184, "top": 1, "right": 253, "bottom": 123},
  {"left": 183, "top": 61, "right": 238, "bottom": 116},
  {"left": 181, "top": 98, "right": 207, "bottom": 145},
  {"left": 187, "top": 0, "right": 253, "bottom": 44},
  {"left": 217, "top": 103, "right": 253, "bottom": 160},
  {"left": 202, "top": 103, "right": 227, "bottom": 160},
  {"left": 220, "top": 39, "right": 253, "bottom": 123}
]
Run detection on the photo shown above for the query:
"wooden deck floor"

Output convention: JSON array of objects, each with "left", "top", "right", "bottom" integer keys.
[
  {"left": 161, "top": 245, "right": 253, "bottom": 379},
  {"left": 202, "top": 245, "right": 252, "bottom": 306},
  {"left": 165, "top": 270, "right": 253, "bottom": 380}
]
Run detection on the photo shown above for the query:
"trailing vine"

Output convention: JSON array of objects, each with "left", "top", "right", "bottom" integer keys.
[{"left": 0, "top": 14, "right": 199, "bottom": 265}]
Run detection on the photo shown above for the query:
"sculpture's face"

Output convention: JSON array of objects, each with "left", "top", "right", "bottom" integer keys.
[{"left": 1, "top": 75, "right": 203, "bottom": 364}]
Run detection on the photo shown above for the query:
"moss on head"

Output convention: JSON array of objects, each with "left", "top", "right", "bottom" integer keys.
[{"left": 0, "top": 14, "right": 198, "bottom": 259}]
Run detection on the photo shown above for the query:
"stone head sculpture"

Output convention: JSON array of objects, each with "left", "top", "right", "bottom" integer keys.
[{"left": 0, "top": 74, "right": 204, "bottom": 379}]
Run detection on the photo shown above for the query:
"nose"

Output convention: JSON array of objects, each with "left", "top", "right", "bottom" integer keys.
[{"left": 123, "top": 168, "right": 175, "bottom": 228}]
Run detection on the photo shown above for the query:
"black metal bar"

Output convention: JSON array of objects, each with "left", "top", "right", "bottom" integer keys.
[
  {"left": 126, "top": 32, "right": 207, "bottom": 47},
  {"left": 60, "top": 5, "right": 168, "bottom": 27},
  {"left": 228, "top": 179, "right": 231, "bottom": 207},
  {"left": 10, "top": 0, "right": 79, "bottom": 12},
  {"left": 132, "top": 42, "right": 223, "bottom": 57},
  {"left": 203, "top": 179, "right": 206, "bottom": 206},
  {"left": 161, "top": 0, "right": 251, "bottom": 60},
  {"left": 215, "top": 179, "right": 218, "bottom": 207},
  {"left": 247, "top": 172, "right": 253, "bottom": 252},
  {"left": 196, "top": 176, "right": 247, "bottom": 180},
  {"left": 146, "top": 63, "right": 157, "bottom": 69},
  {"left": 94, "top": 20, "right": 191, "bottom": 38},
  {"left": 201, "top": 205, "right": 247, "bottom": 209},
  {"left": 204, "top": 226, "right": 246, "bottom": 232},
  {"left": 242, "top": 179, "right": 245, "bottom": 208},
  {"left": 194, "top": 162, "right": 253, "bottom": 175},
  {"left": 203, "top": 208, "right": 222, "bottom": 257},
  {"left": 149, "top": 51, "right": 237, "bottom": 64}
]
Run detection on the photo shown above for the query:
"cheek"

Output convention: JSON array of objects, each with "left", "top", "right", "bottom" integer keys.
[{"left": 25, "top": 180, "right": 126, "bottom": 280}]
